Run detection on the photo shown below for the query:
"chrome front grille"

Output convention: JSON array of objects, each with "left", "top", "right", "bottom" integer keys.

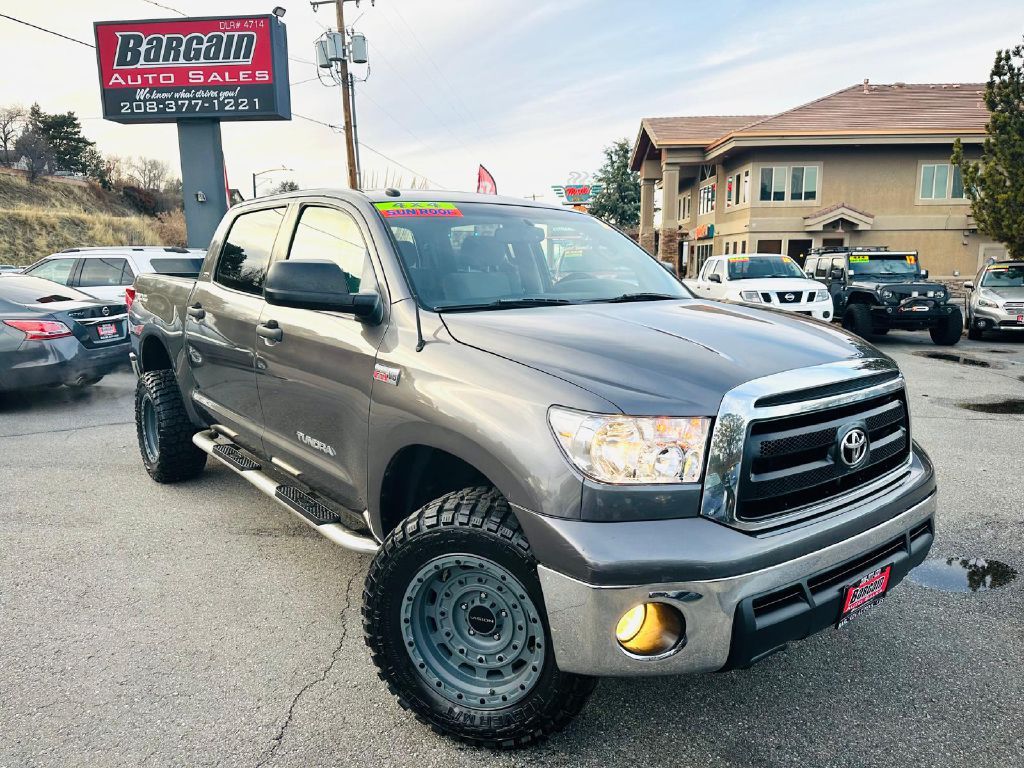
[{"left": 700, "top": 359, "right": 911, "bottom": 531}]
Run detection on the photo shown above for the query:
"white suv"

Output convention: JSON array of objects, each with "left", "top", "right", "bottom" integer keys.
[
  {"left": 21, "top": 247, "right": 206, "bottom": 302},
  {"left": 687, "top": 253, "right": 833, "bottom": 320}
]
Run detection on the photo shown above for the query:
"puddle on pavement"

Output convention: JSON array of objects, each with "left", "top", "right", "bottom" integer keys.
[
  {"left": 914, "top": 352, "right": 992, "bottom": 367},
  {"left": 910, "top": 557, "right": 1018, "bottom": 592},
  {"left": 957, "top": 399, "right": 1024, "bottom": 414}
]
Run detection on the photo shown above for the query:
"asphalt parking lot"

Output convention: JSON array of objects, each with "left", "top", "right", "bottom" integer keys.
[{"left": 1, "top": 333, "right": 1022, "bottom": 768}]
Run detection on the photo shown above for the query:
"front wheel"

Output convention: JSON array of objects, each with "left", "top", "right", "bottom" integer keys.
[
  {"left": 842, "top": 303, "right": 874, "bottom": 339},
  {"left": 363, "top": 487, "right": 596, "bottom": 749},
  {"left": 930, "top": 308, "right": 964, "bottom": 346}
]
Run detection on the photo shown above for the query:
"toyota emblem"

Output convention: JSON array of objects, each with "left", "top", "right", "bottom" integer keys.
[
  {"left": 101, "top": 306, "right": 110, "bottom": 316},
  {"left": 838, "top": 426, "right": 869, "bottom": 468}
]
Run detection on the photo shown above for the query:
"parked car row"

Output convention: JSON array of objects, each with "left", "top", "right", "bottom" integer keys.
[
  {"left": 687, "top": 246, "right": 985, "bottom": 346},
  {"left": 0, "top": 245, "right": 205, "bottom": 393}
]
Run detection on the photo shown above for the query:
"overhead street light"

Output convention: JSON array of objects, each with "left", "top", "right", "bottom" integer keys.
[{"left": 252, "top": 165, "right": 294, "bottom": 198}]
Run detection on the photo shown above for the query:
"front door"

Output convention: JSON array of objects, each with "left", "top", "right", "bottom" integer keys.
[
  {"left": 255, "top": 202, "right": 389, "bottom": 511},
  {"left": 827, "top": 255, "right": 848, "bottom": 312},
  {"left": 186, "top": 205, "right": 287, "bottom": 451}
]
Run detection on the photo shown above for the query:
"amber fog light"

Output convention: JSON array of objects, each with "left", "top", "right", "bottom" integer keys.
[{"left": 615, "top": 602, "right": 685, "bottom": 656}]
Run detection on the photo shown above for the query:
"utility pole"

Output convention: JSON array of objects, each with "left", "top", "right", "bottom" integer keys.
[{"left": 334, "top": 0, "right": 358, "bottom": 190}]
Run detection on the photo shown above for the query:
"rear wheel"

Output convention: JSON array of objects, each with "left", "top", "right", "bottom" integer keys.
[
  {"left": 930, "top": 308, "right": 963, "bottom": 346},
  {"left": 842, "top": 303, "right": 874, "bottom": 339},
  {"left": 363, "top": 486, "right": 596, "bottom": 749},
  {"left": 135, "top": 370, "right": 206, "bottom": 483}
]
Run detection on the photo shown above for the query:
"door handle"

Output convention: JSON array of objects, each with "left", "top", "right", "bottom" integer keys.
[
  {"left": 257, "top": 319, "right": 283, "bottom": 342},
  {"left": 187, "top": 303, "right": 205, "bottom": 320}
]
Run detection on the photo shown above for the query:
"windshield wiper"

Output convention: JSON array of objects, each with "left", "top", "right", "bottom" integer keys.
[
  {"left": 436, "top": 297, "right": 574, "bottom": 312},
  {"left": 592, "top": 292, "right": 679, "bottom": 303}
]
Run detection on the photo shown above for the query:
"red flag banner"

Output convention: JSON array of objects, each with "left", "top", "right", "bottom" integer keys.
[{"left": 477, "top": 165, "right": 497, "bottom": 195}]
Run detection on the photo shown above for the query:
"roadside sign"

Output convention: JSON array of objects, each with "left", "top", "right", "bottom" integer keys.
[{"left": 94, "top": 15, "right": 291, "bottom": 123}]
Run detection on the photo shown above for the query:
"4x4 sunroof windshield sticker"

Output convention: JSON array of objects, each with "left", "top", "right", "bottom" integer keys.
[
  {"left": 375, "top": 202, "right": 463, "bottom": 218},
  {"left": 850, "top": 254, "right": 870, "bottom": 263}
]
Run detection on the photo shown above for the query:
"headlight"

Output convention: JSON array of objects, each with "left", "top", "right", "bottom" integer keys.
[
  {"left": 881, "top": 290, "right": 894, "bottom": 300},
  {"left": 738, "top": 290, "right": 762, "bottom": 303},
  {"left": 814, "top": 290, "right": 830, "bottom": 302},
  {"left": 548, "top": 407, "right": 711, "bottom": 484},
  {"left": 978, "top": 297, "right": 998, "bottom": 308}
]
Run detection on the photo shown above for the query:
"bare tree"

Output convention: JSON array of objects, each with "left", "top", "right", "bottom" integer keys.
[
  {"left": 126, "top": 156, "right": 169, "bottom": 190},
  {"left": 0, "top": 105, "right": 26, "bottom": 165}
]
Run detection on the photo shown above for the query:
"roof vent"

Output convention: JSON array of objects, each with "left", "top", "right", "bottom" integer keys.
[
  {"left": 862, "top": 78, "right": 870, "bottom": 93},
  {"left": 952, "top": 83, "right": 960, "bottom": 89},
  {"left": 893, "top": 81, "right": 906, "bottom": 88},
  {"left": 384, "top": 187, "right": 401, "bottom": 197}
]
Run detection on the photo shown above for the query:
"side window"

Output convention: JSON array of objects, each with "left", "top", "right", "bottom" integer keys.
[
  {"left": 712, "top": 260, "right": 726, "bottom": 280},
  {"left": 26, "top": 258, "right": 76, "bottom": 285},
  {"left": 215, "top": 208, "right": 285, "bottom": 295},
  {"left": 830, "top": 256, "right": 846, "bottom": 276},
  {"left": 815, "top": 258, "right": 829, "bottom": 278},
  {"left": 78, "top": 257, "right": 129, "bottom": 287},
  {"left": 805, "top": 257, "right": 818, "bottom": 276},
  {"left": 699, "top": 259, "right": 714, "bottom": 281},
  {"left": 287, "top": 206, "right": 378, "bottom": 294}
]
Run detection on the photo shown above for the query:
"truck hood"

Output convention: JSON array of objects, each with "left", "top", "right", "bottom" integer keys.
[{"left": 441, "top": 299, "right": 881, "bottom": 414}]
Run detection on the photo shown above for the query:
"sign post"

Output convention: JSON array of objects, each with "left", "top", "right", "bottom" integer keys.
[{"left": 93, "top": 14, "right": 291, "bottom": 247}]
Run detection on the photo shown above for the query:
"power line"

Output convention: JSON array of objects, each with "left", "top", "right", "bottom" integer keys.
[
  {"left": 140, "top": 0, "right": 187, "bottom": 16},
  {"left": 357, "top": 141, "right": 446, "bottom": 189},
  {"left": 0, "top": 13, "right": 94, "bottom": 48}
]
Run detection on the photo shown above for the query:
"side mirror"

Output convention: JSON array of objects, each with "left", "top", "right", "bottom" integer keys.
[
  {"left": 805, "top": 270, "right": 814, "bottom": 278},
  {"left": 264, "top": 259, "right": 380, "bottom": 321},
  {"left": 919, "top": 268, "right": 929, "bottom": 279},
  {"left": 963, "top": 281, "right": 974, "bottom": 290},
  {"left": 708, "top": 273, "right": 722, "bottom": 283},
  {"left": 830, "top": 267, "right": 844, "bottom": 280}
]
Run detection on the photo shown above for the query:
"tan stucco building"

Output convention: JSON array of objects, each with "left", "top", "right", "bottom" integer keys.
[{"left": 630, "top": 82, "right": 1007, "bottom": 278}]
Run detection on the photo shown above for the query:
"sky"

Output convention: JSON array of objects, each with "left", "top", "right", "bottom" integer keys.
[{"left": 1, "top": 0, "right": 1023, "bottom": 204}]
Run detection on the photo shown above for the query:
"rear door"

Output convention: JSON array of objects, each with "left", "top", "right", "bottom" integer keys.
[
  {"left": 255, "top": 201, "right": 389, "bottom": 510},
  {"left": 185, "top": 205, "right": 287, "bottom": 451}
]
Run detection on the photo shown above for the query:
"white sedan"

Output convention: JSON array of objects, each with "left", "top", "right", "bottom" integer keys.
[{"left": 687, "top": 253, "right": 833, "bottom": 320}]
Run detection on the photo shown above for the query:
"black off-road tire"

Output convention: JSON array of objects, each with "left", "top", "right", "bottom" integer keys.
[
  {"left": 930, "top": 307, "right": 964, "bottom": 346},
  {"left": 135, "top": 370, "right": 207, "bottom": 483},
  {"left": 842, "top": 303, "right": 874, "bottom": 339},
  {"left": 363, "top": 486, "right": 597, "bottom": 749}
]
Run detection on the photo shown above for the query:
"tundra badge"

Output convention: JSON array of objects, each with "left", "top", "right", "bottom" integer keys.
[{"left": 373, "top": 364, "right": 401, "bottom": 386}]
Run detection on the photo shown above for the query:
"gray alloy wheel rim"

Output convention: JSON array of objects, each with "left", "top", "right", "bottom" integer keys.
[
  {"left": 401, "top": 554, "right": 545, "bottom": 709},
  {"left": 142, "top": 395, "right": 159, "bottom": 463}
]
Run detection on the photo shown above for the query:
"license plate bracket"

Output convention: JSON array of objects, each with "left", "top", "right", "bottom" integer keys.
[
  {"left": 837, "top": 564, "right": 892, "bottom": 629},
  {"left": 96, "top": 322, "right": 119, "bottom": 339}
]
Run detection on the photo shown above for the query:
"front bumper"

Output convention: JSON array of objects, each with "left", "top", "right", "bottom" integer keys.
[
  {"left": 743, "top": 300, "right": 832, "bottom": 321},
  {"left": 871, "top": 302, "right": 956, "bottom": 326},
  {"left": 536, "top": 486, "right": 935, "bottom": 677},
  {"left": 972, "top": 304, "right": 1024, "bottom": 331}
]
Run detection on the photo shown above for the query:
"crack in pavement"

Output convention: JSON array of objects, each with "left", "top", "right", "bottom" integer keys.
[
  {"left": 255, "top": 568, "right": 363, "bottom": 768},
  {"left": 0, "top": 420, "right": 134, "bottom": 439}
]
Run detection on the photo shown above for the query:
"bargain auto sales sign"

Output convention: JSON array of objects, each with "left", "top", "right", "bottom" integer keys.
[{"left": 94, "top": 15, "right": 290, "bottom": 123}]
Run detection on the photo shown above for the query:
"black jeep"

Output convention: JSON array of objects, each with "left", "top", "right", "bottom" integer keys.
[{"left": 805, "top": 247, "right": 962, "bottom": 345}]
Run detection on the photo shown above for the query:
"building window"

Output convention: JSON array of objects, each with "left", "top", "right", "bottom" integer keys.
[
  {"left": 741, "top": 240, "right": 747, "bottom": 254},
  {"left": 920, "top": 163, "right": 966, "bottom": 200},
  {"left": 759, "top": 167, "right": 786, "bottom": 201},
  {"left": 725, "top": 242, "right": 731, "bottom": 255},
  {"left": 694, "top": 243, "right": 714, "bottom": 269},
  {"left": 757, "top": 239, "right": 783, "bottom": 254},
  {"left": 678, "top": 193, "right": 691, "bottom": 222},
  {"left": 790, "top": 166, "right": 818, "bottom": 201},
  {"left": 742, "top": 170, "right": 750, "bottom": 204},
  {"left": 698, "top": 182, "right": 716, "bottom": 216}
]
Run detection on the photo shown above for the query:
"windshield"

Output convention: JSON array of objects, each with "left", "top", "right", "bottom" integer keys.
[
  {"left": 848, "top": 252, "right": 920, "bottom": 277},
  {"left": 727, "top": 255, "right": 805, "bottom": 280},
  {"left": 980, "top": 264, "right": 1024, "bottom": 287},
  {"left": 375, "top": 201, "right": 688, "bottom": 310}
]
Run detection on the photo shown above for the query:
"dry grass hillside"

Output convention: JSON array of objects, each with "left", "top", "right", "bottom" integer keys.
[{"left": 0, "top": 173, "right": 185, "bottom": 265}]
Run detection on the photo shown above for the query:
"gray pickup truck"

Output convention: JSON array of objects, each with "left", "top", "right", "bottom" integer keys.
[{"left": 129, "top": 190, "right": 936, "bottom": 748}]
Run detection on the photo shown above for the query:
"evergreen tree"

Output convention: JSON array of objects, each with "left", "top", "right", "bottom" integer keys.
[
  {"left": 29, "top": 104, "right": 95, "bottom": 174},
  {"left": 588, "top": 138, "right": 641, "bottom": 229},
  {"left": 952, "top": 35, "right": 1024, "bottom": 259}
]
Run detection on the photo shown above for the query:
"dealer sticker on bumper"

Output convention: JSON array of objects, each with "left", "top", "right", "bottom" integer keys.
[{"left": 837, "top": 564, "right": 892, "bottom": 629}]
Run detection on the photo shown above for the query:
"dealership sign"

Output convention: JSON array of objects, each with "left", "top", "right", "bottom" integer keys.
[
  {"left": 94, "top": 15, "right": 290, "bottom": 123},
  {"left": 693, "top": 223, "right": 715, "bottom": 240}
]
